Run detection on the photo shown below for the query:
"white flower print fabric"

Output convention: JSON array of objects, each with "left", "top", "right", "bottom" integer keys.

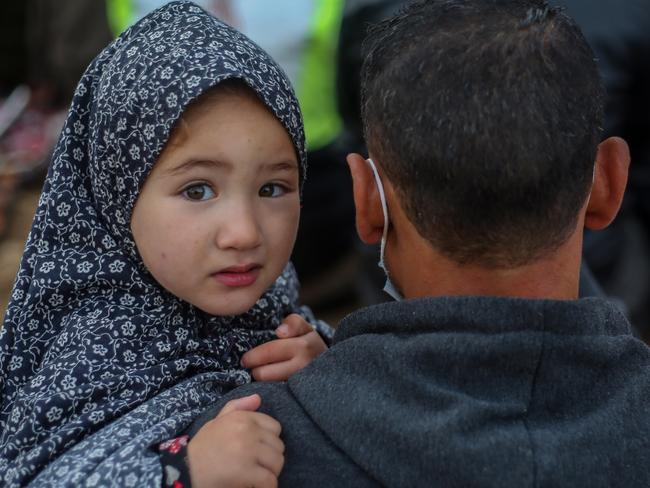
[{"left": 0, "top": 2, "right": 326, "bottom": 486}]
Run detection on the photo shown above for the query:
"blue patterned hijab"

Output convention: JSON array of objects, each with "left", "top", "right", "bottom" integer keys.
[{"left": 0, "top": 2, "right": 310, "bottom": 485}]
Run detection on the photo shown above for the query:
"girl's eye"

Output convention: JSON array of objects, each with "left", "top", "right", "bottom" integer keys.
[
  {"left": 259, "top": 183, "right": 287, "bottom": 198},
  {"left": 182, "top": 183, "right": 215, "bottom": 201}
]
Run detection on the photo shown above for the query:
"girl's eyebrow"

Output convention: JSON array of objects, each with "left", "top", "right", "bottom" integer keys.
[
  {"left": 163, "top": 159, "right": 227, "bottom": 176},
  {"left": 162, "top": 158, "right": 298, "bottom": 176},
  {"left": 265, "top": 160, "right": 299, "bottom": 172}
]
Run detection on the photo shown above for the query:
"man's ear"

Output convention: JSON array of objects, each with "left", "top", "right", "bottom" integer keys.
[
  {"left": 584, "top": 137, "right": 630, "bottom": 230},
  {"left": 346, "top": 153, "right": 385, "bottom": 244}
]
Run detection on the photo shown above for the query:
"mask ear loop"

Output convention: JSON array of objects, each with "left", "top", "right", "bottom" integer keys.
[
  {"left": 366, "top": 158, "right": 390, "bottom": 266},
  {"left": 585, "top": 163, "right": 597, "bottom": 204},
  {"left": 592, "top": 162, "right": 597, "bottom": 183}
]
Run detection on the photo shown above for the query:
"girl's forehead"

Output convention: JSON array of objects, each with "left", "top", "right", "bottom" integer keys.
[
  {"left": 164, "top": 85, "right": 290, "bottom": 151},
  {"left": 180, "top": 82, "right": 263, "bottom": 121},
  {"left": 156, "top": 93, "right": 297, "bottom": 172}
]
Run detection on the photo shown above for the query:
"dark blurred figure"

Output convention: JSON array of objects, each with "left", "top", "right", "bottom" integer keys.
[
  {"left": 0, "top": 4, "right": 28, "bottom": 97},
  {"left": 338, "top": 0, "right": 404, "bottom": 154},
  {"left": 25, "top": 0, "right": 113, "bottom": 108},
  {"left": 0, "top": 1, "right": 113, "bottom": 239}
]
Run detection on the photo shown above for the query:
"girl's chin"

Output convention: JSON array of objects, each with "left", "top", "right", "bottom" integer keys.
[{"left": 195, "top": 299, "right": 258, "bottom": 317}]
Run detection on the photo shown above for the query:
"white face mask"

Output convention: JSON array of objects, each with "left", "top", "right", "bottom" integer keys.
[{"left": 366, "top": 158, "right": 404, "bottom": 301}]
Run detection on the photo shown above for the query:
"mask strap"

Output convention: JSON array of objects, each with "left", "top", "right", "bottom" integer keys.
[{"left": 367, "top": 158, "right": 389, "bottom": 264}]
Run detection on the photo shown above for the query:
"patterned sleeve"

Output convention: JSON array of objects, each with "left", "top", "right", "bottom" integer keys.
[{"left": 158, "top": 435, "right": 192, "bottom": 488}]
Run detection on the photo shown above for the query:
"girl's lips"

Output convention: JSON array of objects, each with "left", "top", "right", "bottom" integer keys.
[{"left": 213, "top": 265, "right": 261, "bottom": 287}]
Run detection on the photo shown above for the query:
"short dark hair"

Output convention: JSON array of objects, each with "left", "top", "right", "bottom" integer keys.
[{"left": 361, "top": 0, "right": 604, "bottom": 267}]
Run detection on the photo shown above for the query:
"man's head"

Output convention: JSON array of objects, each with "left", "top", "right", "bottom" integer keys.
[{"left": 357, "top": 0, "right": 614, "bottom": 269}]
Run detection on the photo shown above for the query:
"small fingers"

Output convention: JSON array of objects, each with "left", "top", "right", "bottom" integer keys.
[
  {"left": 276, "top": 313, "right": 314, "bottom": 338},
  {"left": 259, "top": 429, "right": 285, "bottom": 454},
  {"left": 249, "top": 466, "right": 280, "bottom": 488},
  {"left": 255, "top": 436, "right": 285, "bottom": 476},
  {"left": 212, "top": 409, "right": 282, "bottom": 437},
  {"left": 187, "top": 407, "right": 283, "bottom": 488},
  {"left": 216, "top": 394, "right": 261, "bottom": 418},
  {"left": 250, "top": 332, "right": 327, "bottom": 381},
  {"left": 302, "top": 330, "right": 328, "bottom": 356},
  {"left": 251, "top": 357, "right": 308, "bottom": 382},
  {"left": 242, "top": 339, "right": 294, "bottom": 369},
  {"left": 251, "top": 411, "right": 283, "bottom": 437}
]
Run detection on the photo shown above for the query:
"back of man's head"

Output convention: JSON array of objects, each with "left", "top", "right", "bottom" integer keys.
[{"left": 360, "top": 0, "right": 604, "bottom": 268}]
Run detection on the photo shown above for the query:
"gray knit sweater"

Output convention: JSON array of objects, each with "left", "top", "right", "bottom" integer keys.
[{"left": 189, "top": 296, "right": 650, "bottom": 487}]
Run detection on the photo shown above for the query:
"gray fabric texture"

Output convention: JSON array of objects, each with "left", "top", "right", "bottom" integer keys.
[{"left": 190, "top": 296, "right": 650, "bottom": 487}]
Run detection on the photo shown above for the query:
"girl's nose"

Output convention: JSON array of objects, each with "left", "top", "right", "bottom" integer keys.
[{"left": 214, "top": 202, "right": 262, "bottom": 250}]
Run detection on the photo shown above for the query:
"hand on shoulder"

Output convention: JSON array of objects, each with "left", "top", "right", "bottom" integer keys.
[
  {"left": 241, "top": 313, "right": 328, "bottom": 381},
  {"left": 187, "top": 394, "right": 284, "bottom": 488}
]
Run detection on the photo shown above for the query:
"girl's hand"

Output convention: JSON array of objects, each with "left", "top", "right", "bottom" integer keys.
[
  {"left": 241, "top": 314, "right": 328, "bottom": 381},
  {"left": 187, "top": 394, "right": 284, "bottom": 488}
]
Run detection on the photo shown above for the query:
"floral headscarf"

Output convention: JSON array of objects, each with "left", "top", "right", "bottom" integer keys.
[{"left": 0, "top": 2, "right": 313, "bottom": 485}]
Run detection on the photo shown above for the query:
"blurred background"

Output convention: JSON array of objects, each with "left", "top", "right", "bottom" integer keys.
[{"left": 1, "top": 0, "right": 649, "bottom": 340}]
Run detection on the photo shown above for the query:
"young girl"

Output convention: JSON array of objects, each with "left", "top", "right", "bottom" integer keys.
[{"left": 0, "top": 2, "right": 330, "bottom": 486}]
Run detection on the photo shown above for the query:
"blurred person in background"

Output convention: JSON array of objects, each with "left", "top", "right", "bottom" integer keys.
[{"left": 0, "top": 1, "right": 112, "bottom": 235}]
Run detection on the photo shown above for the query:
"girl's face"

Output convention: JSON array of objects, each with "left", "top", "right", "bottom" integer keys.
[{"left": 131, "top": 90, "right": 300, "bottom": 316}]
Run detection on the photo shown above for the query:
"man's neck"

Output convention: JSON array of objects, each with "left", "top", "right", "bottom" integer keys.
[
  {"left": 389, "top": 216, "right": 584, "bottom": 301},
  {"left": 403, "top": 255, "right": 581, "bottom": 300}
]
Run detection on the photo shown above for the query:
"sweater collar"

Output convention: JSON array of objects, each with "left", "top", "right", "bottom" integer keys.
[{"left": 334, "top": 296, "right": 630, "bottom": 344}]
